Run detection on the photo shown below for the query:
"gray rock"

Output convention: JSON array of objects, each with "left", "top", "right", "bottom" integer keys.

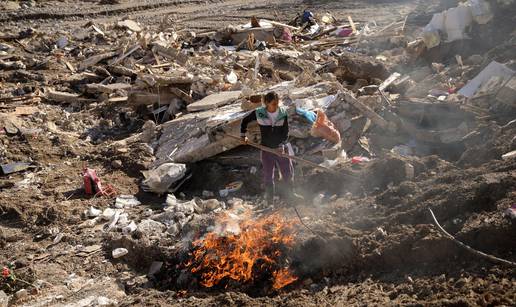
[
  {"left": 0, "top": 290, "right": 9, "bottom": 307},
  {"left": 111, "top": 159, "right": 123, "bottom": 169},
  {"left": 137, "top": 219, "right": 166, "bottom": 235},
  {"left": 14, "top": 289, "right": 28, "bottom": 300},
  {"left": 148, "top": 261, "right": 163, "bottom": 276}
]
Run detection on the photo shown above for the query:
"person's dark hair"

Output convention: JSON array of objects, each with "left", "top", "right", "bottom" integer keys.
[{"left": 264, "top": 91, "right": 279, "bottom": 104}]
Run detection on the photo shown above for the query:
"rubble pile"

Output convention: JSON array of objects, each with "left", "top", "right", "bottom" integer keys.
[{"left": 1, "top": 0, "right": 515, "bottom": 305}]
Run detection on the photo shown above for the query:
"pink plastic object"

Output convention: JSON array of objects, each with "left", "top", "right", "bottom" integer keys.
[{"left": 351, "top": 156, "right": 370, "bottom": 164}]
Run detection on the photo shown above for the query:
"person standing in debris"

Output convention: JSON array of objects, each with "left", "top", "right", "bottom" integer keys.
[{"left": 240, "top": 91, "right": 303, "bottom": 206}]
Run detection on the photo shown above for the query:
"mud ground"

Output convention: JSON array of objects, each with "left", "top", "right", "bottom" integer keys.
[{"left": 1, "top": 0, "right": 515, "bottom": 306}]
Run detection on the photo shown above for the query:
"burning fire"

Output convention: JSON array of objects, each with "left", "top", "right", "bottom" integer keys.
[{"left": 186, "top": 213, "right": 298, "bottom": 290}]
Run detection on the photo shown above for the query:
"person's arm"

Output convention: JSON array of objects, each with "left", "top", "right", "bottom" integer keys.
[{"left": 240, "top": 111, "right": 257, "bottom": 138}]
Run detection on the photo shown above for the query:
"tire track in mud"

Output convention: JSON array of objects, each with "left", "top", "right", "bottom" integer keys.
[{"left": 0, "top": 0, "right": 223, "bottom": 23}]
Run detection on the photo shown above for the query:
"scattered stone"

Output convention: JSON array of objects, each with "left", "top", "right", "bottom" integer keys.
[
  {"left": 111, "top": 159, "right": 123, "bottom": 169},
  {"left": 141, "top": 163, "right": 187, "bottom": 195},
  {"left": 0, "top": 290, "right": 9, "bottom": 307},
  {"left": 112, "top": 248, "right": 129, "bottom": 259},
  {"left": 87, "top": 207, "right": 101, "bottom": 218},
  {"left": 122, "top": 221, "right": 137, "bottom": 235},
  {"left": 166, "top": 223, "right": 180, "bottom": 236},
  {"left": 148, "top": 261, "right": 163, "bottom": 276},
  {"left": 53, "top": 233, "right": 64, "bottom": 244},
  {"left": 14, "top": 289, "right": 28, "bottom": 301},
  {"left": 465, "top": 54, "right": 483, "bottom": 66},
  {"left": 117, "top": 20, "right": 142, "bottom": 32},
  {"left": 202, "top": 190, "right": 215, "bottom": 198},
  {"left": 56, "top": 36, "right": 68, "bottom": 49},
  {"left": 137, "top": 219, "right": 166, "bottom": 235},
  {"left": 115, "top": 195, "right": 141, "bottom": 209},
  {"left": 196, "top": 199, "right": 221, "bottom": 213}
]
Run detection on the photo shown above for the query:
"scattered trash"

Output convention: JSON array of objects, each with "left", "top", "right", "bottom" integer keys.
[
  {"left": 82, "top": 167, "right": 116, "bottom": 197},
  {"left": 226, "top": 71, "right": 238, "bottom": 84},
  {"left": 1, "top": 2, "right": 515, "bottom": 303},
  {"left": 310, "top": 109, "right": 341, "bottom": 144}
]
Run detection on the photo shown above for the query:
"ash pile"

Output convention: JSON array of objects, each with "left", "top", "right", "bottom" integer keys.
[{"left": 1, "top": 0, "right": 516, "bottom": 305}]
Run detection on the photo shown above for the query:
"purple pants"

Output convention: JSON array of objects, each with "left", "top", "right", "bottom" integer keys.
[{"left": 261, "top": 150, "right": 293, "bottom": 186}]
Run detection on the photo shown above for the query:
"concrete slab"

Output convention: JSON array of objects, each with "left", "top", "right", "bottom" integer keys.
[{"left": 187, "top": 91, "right": 241, "bottom": 112}]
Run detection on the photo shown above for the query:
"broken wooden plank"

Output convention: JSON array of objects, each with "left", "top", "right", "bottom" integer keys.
[
  {"left": 109, "top": 44, "right": 140, "bottom": 66},
  {"left": 261, "top": 19, "right": 301, "bottom": 31},
  {"left": 187, "top": 91, "right": 241, "bottom": 112},
  {"left": 150, "top": 75, "right": 193, "bottom": 86},
  {"left": 151, "top": 62, "right": 174, "bottom": 69},
  {"left": 231, "top": 28, "right": 276, "bottom": 45},
  {"left": 79, "top": 51, "right": 117, "bottom": 70},
  {"left": 85, "top": 83, "right": 132, "bottom": 94},
  {"left": 127, "top": 90, "right": 177, "bottom": 106},
  {"left": 45, "top": 89, "right": 80, "bottom": 103},
  {"left": 340, "top": 90, "right": 395, "bottom": 132},
  {"left": 12, "top": 106, "right": 39, "bottom": 116},
  {"left": 64, "top": 61, "right": 76, "bottom": 73},
  {"left": 92, "top": 25, "right": 105, "bottom": 36},
  {"left": 170, "top": 87, "right": 193, "bottom": 104},
  {"left": 107, "top": 96, "right": 128, "bottom": 103},
  {"left": 347, "top": 16, "right": 357, "bottom": 33},
  {"left": 108, "top": 65, "right": 137, "bottom": 77},
  {"left": 152, "top": 44, "right": 188, "bottom": 65}
]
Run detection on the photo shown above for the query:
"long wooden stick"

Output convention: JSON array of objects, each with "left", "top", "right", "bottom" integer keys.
[
  {"left": 428, "top": 209, "right": 516, "bottom": 268},
  {"left": 224, "top": 133, "right": 356, "bottom": 178}
]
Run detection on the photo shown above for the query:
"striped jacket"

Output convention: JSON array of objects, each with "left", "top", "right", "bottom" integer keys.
[{"left": 240, "top": 106, "right": 289, "bottom": 148}]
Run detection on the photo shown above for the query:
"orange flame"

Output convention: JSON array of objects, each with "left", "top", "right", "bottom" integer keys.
[{"left": 187, "top": 213, "right": 298, "bottom": 290}]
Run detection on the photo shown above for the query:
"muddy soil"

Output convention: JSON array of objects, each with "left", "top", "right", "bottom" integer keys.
[{"left": 1, "top": 0, "right": 515, "bottom": 306}]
